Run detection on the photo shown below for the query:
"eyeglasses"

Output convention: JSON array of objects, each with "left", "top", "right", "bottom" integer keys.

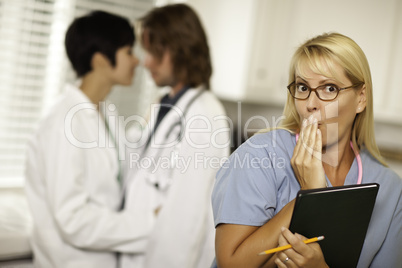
[{"left": 287, "top": 81, "right": 363, "bottom": 101}]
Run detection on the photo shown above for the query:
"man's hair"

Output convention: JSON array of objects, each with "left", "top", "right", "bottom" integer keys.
[
  {"left": 65, "top": 10, "right": 135, "bottom": 77},
  {"left": 141, "top": 4, "right": 212, "bottom": 89}
]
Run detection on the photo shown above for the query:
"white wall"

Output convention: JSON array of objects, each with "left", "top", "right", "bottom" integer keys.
[
  {"left": 189, "top": 0, "right": 402, "bottom": 125},
  {"left": 187, "top": 0, "right": 256, "bottom": 101}
]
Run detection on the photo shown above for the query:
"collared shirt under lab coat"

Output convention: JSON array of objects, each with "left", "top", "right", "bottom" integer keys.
[
  {"left": 25, "top": 84, "right": 153, "bottom": 268},
  {"left": 121, "top": 86, "right": 231, "bottom": 268}
]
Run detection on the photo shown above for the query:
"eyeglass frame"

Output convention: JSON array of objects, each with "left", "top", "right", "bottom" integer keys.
[{"left": 286, "top": 81, "right": 364, "bottom": 101}]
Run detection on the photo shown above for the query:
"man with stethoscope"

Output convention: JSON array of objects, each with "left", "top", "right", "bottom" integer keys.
[{"left": 120, "top": 4, "right": 231, "bottom": 268}]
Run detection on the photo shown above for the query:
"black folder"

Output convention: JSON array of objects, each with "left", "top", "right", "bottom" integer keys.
[{"left": 289, "top": 183, "right": 379, "bottom": 268}]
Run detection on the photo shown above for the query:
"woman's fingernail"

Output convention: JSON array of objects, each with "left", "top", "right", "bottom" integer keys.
[{"left": 281, "top": 226, "right": 286, "bottom": 232}]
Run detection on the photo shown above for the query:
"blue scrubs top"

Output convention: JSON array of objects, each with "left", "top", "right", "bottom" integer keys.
[{"left": 211, "top": 129, "right": 401, "bottom": 267}]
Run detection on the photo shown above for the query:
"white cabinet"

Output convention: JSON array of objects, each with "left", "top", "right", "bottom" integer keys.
[
  {"left": 188, "top": 0, "right": 257, "bottom": 101},
  {"left": 190, "top": 0, "right": 402, "bottom": 124}
]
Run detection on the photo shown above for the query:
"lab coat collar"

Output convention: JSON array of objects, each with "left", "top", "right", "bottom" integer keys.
[
  {"left": 64, "top": 83, "right": 99, "bottom": 116},
  {"left": 144, "top": 85, "right": 205, "bottom": 154},
  {"left": 149, "top": 85, "right": 205, "bottom": 129}
]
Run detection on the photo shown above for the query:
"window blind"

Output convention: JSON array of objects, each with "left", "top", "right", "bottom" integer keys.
[{"left": 0, "top": 0, "right": 155, "bottom": 187}]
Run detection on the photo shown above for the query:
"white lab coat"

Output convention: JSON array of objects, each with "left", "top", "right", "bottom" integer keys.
[
  {"left": 25, "top": 84, "right": 153, "bottom": 268},
  {"left": 121, "top": 86, "right": 231, "bottom": 268}
]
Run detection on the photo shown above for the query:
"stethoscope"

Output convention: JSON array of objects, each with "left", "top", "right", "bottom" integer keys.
[
  {"left": 163, "top": 89, "right": 205, "bottom": 143},
  {"left": 143, "top": 89, "right": 206, "bottom": 191},
  {"left": 295, "top": 133, "right": 362, "bottom": 185}
]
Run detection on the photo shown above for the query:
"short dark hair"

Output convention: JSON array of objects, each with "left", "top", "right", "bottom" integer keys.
[
  {"left": 65, "top": 10, "right": 135, "bottom": 77},
  {"left": 141, "top": 4, "right": 212, "bottom": 89}
]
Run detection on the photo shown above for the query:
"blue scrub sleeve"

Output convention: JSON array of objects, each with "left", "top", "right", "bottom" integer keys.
[{"left": 212, "top": 140, "right": 279, "bottom": 227}]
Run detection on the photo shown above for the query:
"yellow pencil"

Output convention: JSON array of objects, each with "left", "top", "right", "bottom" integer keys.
[{"left": 257, "top": 236, "right": 325, "bottom": 255}]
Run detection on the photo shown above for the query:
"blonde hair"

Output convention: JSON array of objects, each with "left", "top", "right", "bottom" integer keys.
[{"left": 280, "top": 32, "right": 386, "bottom": 166}]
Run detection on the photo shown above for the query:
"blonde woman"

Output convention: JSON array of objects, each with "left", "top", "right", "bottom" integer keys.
[{"left": 212, "top": 33, "right": 401, "bottom": 267}]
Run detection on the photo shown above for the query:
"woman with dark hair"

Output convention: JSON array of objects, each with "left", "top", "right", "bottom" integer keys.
[
  {"left": 121, "top": 4, "right": 230, "bottom": 268},
  {"left": 25, "top": 11, "right": 153, "bottom": 268}
]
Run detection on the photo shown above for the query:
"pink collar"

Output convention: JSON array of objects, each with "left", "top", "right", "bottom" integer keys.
[{"left": 295, "top": 134, "right": 362, "bottom": 184}]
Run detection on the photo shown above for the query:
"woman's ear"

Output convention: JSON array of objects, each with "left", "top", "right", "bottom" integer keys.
[
  {"left": 91, "top": 52, "right": 111, "bottom": 71},
  {"left": 356, "top": 84, "right": 367, "bottom": 114}
]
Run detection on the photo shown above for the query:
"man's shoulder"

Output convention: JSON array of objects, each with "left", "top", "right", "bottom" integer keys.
[{"left": 185, "top": 89, "right": 226, "bottom": 115}]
